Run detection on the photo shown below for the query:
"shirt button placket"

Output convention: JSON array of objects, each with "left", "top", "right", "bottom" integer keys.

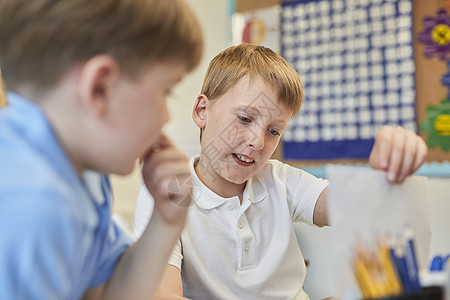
[{"left": 237, "top": 214, "right": 256, "bottom": 269}]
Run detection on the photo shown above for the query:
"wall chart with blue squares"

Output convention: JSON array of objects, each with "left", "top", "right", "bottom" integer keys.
[
  {"left": 233, "top": 0, "right": 450, "bottom": 170},
  {"left": 281, "top": 0, "right": 416, "bottom": 161}
]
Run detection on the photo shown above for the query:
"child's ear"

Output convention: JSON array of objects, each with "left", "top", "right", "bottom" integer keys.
[
  {"left": 77, "top": 55, "right": 119, "bottom": 117},
  {"left": 192, "top": 94, "right": 208, "bottom": 129}
]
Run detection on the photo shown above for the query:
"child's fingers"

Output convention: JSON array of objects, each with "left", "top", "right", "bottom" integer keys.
[
  {"left": 385, "top": 130, "right": 405, "bottom": 183},
  {"left": 393, "top": 129, "right": 427, "bottom": 182},
  {"left": 141, "top": 135, "right": 180, "bottom": 165},
  {"left": 140, "top": 133, "right": 174, "bottom": 162},
  {"left": 153, "top": 133, "right": 172, "bottom": 149},
  {"left": 142, "top": 147, "right": 188, "bottom": 174},
  {"left": 412, "top": 139, "right": 428, "bottom": 173},
  {"left": 370, "top": 126, "right": 428, "bottom": 184},
  {"left": 144, "top": 163, "right": 192, "bottom": 224},
  {"left": 369, "top": 126, "right": 393, "bottom": 171},
  {"left": 145, "top": 161, "right": 190, "bottom": 189},
  {"left": 396, "top": 133, "right": 418, "bottom": 183},
  {"left": 140, "top": 140, "right": 192, "bottom": 224},
  {"left": 151, "top": 172, "right": 192, "bottom": 224}
]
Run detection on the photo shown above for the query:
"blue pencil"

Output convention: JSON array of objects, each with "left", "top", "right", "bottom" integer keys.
[
  {"left": 393, "top": 241, "right": 413, "bottom": 293},
  {"left": 404, "top": 229, "right": 421, "bottom": 292}
]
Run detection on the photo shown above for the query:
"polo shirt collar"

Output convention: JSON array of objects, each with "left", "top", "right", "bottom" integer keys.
[
  {"left": 245, "top": 175, "right": 268, "bottom": 204},
  {"left": 190, "top": 155, "right": 268, "bottom": 210}
]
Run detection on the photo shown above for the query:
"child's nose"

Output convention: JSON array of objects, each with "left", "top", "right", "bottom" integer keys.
[{"left": 249, "top": 128, "right": 265, "bottom": 150}]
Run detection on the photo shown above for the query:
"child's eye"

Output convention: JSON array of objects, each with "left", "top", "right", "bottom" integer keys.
[
  {"left": 268, "top": 128, "right": 280, "bottom": 136},
  {"left": 238, "top": 116, "right": 252, "bottom": 123}
]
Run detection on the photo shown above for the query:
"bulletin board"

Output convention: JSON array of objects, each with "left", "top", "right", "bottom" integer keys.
[
  {"left": 234, "top": 0, "right": 450, "bottom": 169},
  {"left": 280, "top": 0, "right": 416, "bottom": 162},
  {"left": 414, "top": 0, "right": 450, "bottom": 162}
]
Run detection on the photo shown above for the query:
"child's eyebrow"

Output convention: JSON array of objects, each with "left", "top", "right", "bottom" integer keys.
[
  {"left": 234, "top": 105, "right": 260, "bottom": 115},
  {"left": 234, "top": 105, "right": 289, "bottom": 124}
]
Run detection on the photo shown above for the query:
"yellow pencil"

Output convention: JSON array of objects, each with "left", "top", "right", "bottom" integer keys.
[
  {"left": 353, "top": 258, "right": 376, "bottom": 299},
  {"left": 377, "top": 240, "right": 403, "bottom": 296},
  {"left": 354, "top": 246, "right": 386, "bottom": 299},
  {"left": 364, "top": 254, "right": 385, "bottom": 298}
]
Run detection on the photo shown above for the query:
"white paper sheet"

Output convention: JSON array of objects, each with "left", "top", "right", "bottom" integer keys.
[{"left": 326, "top": 165, "right": 431, "bottom": 299}]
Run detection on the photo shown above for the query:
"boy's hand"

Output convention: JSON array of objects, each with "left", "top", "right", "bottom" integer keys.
[
  {"left": 141, "top": 134, "right": 192, "bottom": 225},
  {"left": 369, "top": 126, "right": 428, "bottom": 184}
]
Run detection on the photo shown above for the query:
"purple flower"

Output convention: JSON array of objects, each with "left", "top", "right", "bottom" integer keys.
[{"left": 418, "top": 9, "right": 450, "bottom": 60}]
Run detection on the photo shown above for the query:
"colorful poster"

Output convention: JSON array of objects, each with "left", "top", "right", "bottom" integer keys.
[
  {"left": 418, "top": 8, "right": 450, "bottom": 152},
  {"left": 281, "top": 0, "right": 416, "bottom": 161},
  {"left": 232, "top": 5, "right": 281, "bottom": 53}
]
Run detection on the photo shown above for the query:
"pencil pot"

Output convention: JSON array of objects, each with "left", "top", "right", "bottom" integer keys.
[{"left": 373, "top": 286, "right": 444, "bottom": 300}]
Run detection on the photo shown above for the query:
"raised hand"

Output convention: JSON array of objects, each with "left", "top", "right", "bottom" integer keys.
[
  {"left": 369, "top": 126, "right": 428, "bottom": 184},
  {"left": 141, "top": 134, "right": 192, "bottom": 225}
]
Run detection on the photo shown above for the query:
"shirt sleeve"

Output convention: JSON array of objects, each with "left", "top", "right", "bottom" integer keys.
[
  {"left": 167, "top": 238, "right": 183, "bottom": 270},
  {"left": 134, "top": 185, "right": 154, "bottom": 239},
  {"left": 0, "top": 190, "right": 80, "bottom": 299},
  {"left": 89, "top": 216, "right": 134, "bottom": 288},
  {"left": 279, "top": 161, "right": 330, "bottom": 224},
  {"left": 135, "top": 185, "right": 183, "bottom": 270},
  {"left": 87, "top": 176, "right": 134, "bottom": 288}
]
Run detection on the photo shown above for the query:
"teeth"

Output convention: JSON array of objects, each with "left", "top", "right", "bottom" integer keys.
[{"left": 236, "top": 154, "right": 254, "bottom": 163}]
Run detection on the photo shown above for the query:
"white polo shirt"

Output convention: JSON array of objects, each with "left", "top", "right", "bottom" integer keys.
[{"left": 135, "top": 155, "right": 329, "bottom": 300}]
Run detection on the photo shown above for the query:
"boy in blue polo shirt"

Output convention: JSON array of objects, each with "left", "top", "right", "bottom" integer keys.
[
  {"left": 0, "top": 0, "right": 202, "bottom": 299},
  {"left": 135, "top": 44, "right": 428, "bottom": 299}
]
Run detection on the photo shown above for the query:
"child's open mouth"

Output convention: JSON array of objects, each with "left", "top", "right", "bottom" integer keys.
[{"left": 232, "top": 153, "right": 255, "bottom": 166}]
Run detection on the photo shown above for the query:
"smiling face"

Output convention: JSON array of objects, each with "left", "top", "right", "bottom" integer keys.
[{"left": 193, "top": 75, "right": 293, "bottom": 197}]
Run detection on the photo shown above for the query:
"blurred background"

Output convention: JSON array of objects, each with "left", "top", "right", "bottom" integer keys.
[{"left": 111, "top": 1, "right": 450, "bottom": 298}]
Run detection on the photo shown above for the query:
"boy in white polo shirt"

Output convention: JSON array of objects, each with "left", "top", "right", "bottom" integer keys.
[{"left": 135, "top": 43, "right": 427, "bottom": 299}]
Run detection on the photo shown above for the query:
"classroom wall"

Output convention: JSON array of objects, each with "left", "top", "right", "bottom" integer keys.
[{"left": 112, "top": 0, "right": 450, "bottom": 298}]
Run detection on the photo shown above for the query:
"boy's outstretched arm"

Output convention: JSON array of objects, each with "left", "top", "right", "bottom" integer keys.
[
  {"left": 83, "top": 135, "right": 192, "bottom": 300},
  {"left": 313, "top": 126, "right": 428, "bottom": 227}
]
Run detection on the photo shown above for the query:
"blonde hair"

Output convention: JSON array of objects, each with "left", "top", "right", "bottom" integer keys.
[
  {"left": 201, "top": 44, "right": 303, "bottom": 115},
  {"left": 0, "top": 0, "right": 203, "bottom": 92}
]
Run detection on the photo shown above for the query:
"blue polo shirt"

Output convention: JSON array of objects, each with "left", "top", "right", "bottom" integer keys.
[{"left": 0, "top": 93, "right": 133, "bottom": 299}]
